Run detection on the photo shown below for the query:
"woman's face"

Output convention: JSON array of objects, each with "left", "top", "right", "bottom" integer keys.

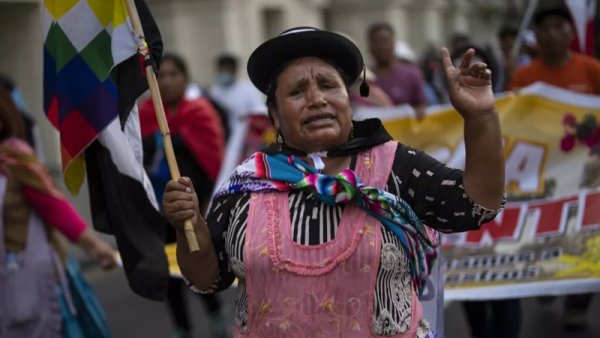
[
  {"left": 158, "top": 60, "right": 187, "bottom": 106},
  {"left": 271, "top": 57, "right": 352, "bottom": 153}
]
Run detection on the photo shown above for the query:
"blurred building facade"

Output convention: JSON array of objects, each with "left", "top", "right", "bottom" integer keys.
[
  {"left": 0, "top": 0, "right": 543, "bottom": 171},
  {"left": 147, "top": 0, "right": 519, "bottom": 86}
]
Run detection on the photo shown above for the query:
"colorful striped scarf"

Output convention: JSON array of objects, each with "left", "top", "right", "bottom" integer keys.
[{"left": 216, "top": 151, "right": 439, "bottom": 295}]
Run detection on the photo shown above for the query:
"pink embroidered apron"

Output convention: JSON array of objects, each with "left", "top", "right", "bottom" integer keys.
[{"left": 238, "top": 141, "right": 423, "bottom": 337}]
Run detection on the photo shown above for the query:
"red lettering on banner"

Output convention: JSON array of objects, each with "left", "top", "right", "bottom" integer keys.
[
  {"left": 465, "top": 207, "right": 523, "bottom": 245},
  {"left": 581, "top": 191, "right": 600, "bottom": 230},
  {"left": 530, "top": 196, "right": 577, "bottom": 236}
]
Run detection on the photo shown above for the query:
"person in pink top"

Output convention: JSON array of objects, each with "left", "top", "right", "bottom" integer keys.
[
  {"left": 0, "top": 89, "right": 115, "bottom": 337},
  {"left": 368, "top": 23, "right": 427, "bottom": 118},
  {"left": 163, "top": 27, "right": 505, "bottom": 337}
]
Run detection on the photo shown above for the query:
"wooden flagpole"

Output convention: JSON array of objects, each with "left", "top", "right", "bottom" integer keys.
[{"left": 124, "top": 0, "right": 199, "bottom": 252}]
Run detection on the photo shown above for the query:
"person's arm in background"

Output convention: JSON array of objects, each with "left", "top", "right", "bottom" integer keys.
[
  {"left": 2, "top": 137, "right": 116, "bottom": 269},
  {"left": 23, "top": 187, "right": 116, "bottom": 269},
  {"left": 412, "top": 67, "right": 428, "bottom": 120}
]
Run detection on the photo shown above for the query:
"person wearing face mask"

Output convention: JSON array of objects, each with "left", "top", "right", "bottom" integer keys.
[{"left": 208, "top": 54, "right": 268, "bottom": 137}]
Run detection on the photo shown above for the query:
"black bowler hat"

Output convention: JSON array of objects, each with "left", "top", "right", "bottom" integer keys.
[{"left": 247, "top": 27, "right": 366, "bottom": 95}]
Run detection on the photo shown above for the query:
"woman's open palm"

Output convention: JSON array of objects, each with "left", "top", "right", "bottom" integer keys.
[{"left": 441, "top": 47, "right": 495, "bottom": 118}]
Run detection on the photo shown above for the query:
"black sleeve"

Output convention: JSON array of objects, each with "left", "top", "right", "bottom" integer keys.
[
  {"left": 204, "top": 194, "right": 242, "bottom": 292},
  {"left": 386, "top": 143, "right": 502, "bottom": 233}
]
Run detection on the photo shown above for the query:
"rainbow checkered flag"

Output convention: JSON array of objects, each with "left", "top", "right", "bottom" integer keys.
[{"left": 43, "top": 0, "right": 169, "bottom": 300}]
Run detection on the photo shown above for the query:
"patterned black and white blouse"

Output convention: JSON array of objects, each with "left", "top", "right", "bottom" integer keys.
[{"left": 191, "top": 143, "right": 501, "bottom": 336}]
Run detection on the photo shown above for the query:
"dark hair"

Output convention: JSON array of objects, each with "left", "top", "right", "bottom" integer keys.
[
  {"left": 160, "top": 53, "right": 189, "bottom": 77},
  {"left": 216, "top": 54, "right": 238, "bottom": 72},
  {"left": 533, "top": 6, "right": 573, "bottom": 27},
  {"left": 498, "top": 25, "right": 519, "bottom": 40},
  {"left": 0, "top": 89, "right": 27, "bottom": 141},
  {"left": 450, "top": 32, "right": 470, "bottom": 45},
  {"left": 367, "top": 22, "right": 394, "bottom": 39},
  {"left": 0, "top": 74, "right": 15, "bottom": 92},
  {"left": 265, "top": 57, "right": 353, "bottom": 123}
]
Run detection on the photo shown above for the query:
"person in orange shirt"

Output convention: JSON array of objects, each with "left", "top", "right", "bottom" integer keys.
[
  {"left": 509, "top": 3, "right": 600, "bottom": 94},
  {"left": 509, "top": 2, "right": 599, "bottom": 331}
]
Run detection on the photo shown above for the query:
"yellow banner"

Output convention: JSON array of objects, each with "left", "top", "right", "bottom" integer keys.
[{"left": 357, "top": 83, "right": 600, "bottom": 299}]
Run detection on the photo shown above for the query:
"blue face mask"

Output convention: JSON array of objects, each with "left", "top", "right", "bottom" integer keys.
[
  {"left": 10, "top": 88, "right": 28, "bottom": 113},
  {"left": 215, "top": 72, "right": 234, "bottom": 86}
]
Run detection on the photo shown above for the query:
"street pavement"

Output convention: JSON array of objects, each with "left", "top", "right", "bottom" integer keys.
[{"left": 84, "top": 264, "right": 600, "bottom": 338}]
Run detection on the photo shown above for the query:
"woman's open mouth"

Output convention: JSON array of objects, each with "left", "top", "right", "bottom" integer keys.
[{"left": 303, "top": 113, "right": 336, "bottom": 127}]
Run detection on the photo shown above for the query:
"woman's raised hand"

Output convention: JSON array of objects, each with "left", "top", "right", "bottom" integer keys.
[
  {"left": 163, "top": 177, "right": 200, "bottom": 230},
  {"left": 441, "top": 47, "right": 495, "bottom": 119}
]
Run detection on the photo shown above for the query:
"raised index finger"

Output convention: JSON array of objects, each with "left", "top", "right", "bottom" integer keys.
[{"left": 458, "top": 48, "right": 475, "bottom": 75}]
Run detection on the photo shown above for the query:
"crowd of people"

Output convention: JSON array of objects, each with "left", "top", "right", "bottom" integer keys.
[
  {"left": 154, "top": 2, "right": 600, "bottom": 337},
  {"left": 2, "top": 0, "right": 600, "bottom": 337}
]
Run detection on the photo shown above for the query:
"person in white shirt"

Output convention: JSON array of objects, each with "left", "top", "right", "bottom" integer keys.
[
  {"left": 208, "top": 54, "right": 267, "bottom": 135},
  {"left": 208, "top": 54, "right": 269, "bottom": 192}
]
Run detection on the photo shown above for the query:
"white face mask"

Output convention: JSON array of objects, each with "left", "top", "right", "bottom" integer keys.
[{"left": 216, "top": 72, "right": 234, "bottom": 86}]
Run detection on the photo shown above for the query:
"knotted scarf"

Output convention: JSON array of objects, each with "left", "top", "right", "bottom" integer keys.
[{"left": 216, "top": 150, "right": 439, "bottom": 295}]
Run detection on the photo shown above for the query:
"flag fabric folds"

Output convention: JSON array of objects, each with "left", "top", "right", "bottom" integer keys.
[
  {"left": 566, "top": 0, "right": 597, "bottom": 55},
  {"left": 43, "top": 0, "right": 169, "bottom": 300}
]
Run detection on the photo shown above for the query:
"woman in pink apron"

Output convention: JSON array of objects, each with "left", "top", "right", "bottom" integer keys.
[{"left": 164, "top": 27, "right": 505, "bottom": 337}]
